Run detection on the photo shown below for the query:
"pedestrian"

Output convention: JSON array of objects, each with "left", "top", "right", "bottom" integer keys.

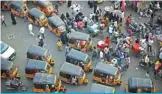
[
  {"left": 120, "top": 11, "right": 124, "bottom": 23},
  {"left": 1, "top": 15, "right": 7, "bottom": 27},
  {"left": 83, "top": 16, "right": 88, "bottom": 28},
  {"left": 147, "top": 34, "right": 153, "bottom": 52},
  {"left": 66, "top": 12, "right": 70, "bottom": 19},
  {"left": 108, "top": 25, "right": 114, "bottom": 38},
  {"left": 145, "top": 55, "right": 150, "bottom": 77},
  {"left": 93, "top": 2, "right": 97, "bottom": 13},
  {"left": 126, "top": 16, "right": 131, "bottom": 26},
  {"left": 39, "top": 27, "right": 45, "bottom": 39},
  {"left": 125, "top": 54, "right": 130, "bottom": 70},
  {"left": 99, "top": 50, "right": 104, "bottom": 61},
  {"left": 60, "top": 14, "right": 66, "bottom": 22},
  {"left": 150, "top": 11, "right": 155, "bottom": 25},
  {"left": 28, "top": 23, "right": 34, "bottom": 36},
  {"left": 60, "top": 32, "right": 67, "bottom": 44},
  {"left": 11, "top": 12, "right": 16, "bottom": 25},
  {"left": 24, "top": 8, "right": 28, "bottom": 22},
  {"left": 71, "top": 75, "right": 77, "bottom": 85},
  {"left": 38, "top": 39, "right": 44, "bottom": 47},
  {"left": 114, "top": 20, "right": 118, "bottom": 31},
  {"left": 57, "top": 39, "right": 63, "bottom": 51},
  {"left": 65, "top": 44, "right": 70, "bottom": 56},
  {"left": 67, "top": 1, "right": 72, "bottom": 8}
]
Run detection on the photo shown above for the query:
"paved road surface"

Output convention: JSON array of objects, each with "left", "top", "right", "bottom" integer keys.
[{"left": 1, "top": 1, "right": 162, "bottom": 92}]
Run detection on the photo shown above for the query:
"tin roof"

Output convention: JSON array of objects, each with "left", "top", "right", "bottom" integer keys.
[
  {"left": 67, "top": 49, "right": 88, "bottom": 63},
  {"left": 60, "top": 62, "right": 83, "bottom": 76},
  {"left": 11, "top": 1, "right": 25, "bottom": 7},
  {"left": 36, "top": 1, "right": 52, "bottom": 8},
  {"left": 48, "top": 15, "right": 64, "bottom": 27},
  {"left": 1, "top": 57, "right": 13, "bottom": 70},
  {"left": 95, "top": 62, "right": 118, "bottom": 76},
  {"left": 33, "top": 73, "right": 56, "bottom": 85},
  {"left": 128, "top": 77, "right": 153, "bottom": 89},
  {"left": 68, "top": 32, "right": 90, "bottom": 41},
  {"left": 29, "top": 8, "right": 45, "bottom": 18},
  {"left": 27, "top": 45, "right": 47, "bottom": 57},
  {"left": 90, "top": 83, "right": 115, "bottom": 93},
  {"left": 26, "top": 59, "right": 47, "bottom": 70}
]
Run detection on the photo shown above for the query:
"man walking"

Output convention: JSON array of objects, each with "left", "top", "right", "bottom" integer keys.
[
  {"left": 1, "top": 15, "right": 7, "bottom": 27},
  {"left": 39, "top": 27, "right": 45, "bottom": 39},
  {"left": 28, "top": 23, "right": 34, "bottom": 36},
  {"left": 38, "top": 39, "right": 44, "bottom": 47},
  {"left": 24, "top": 8, "right": 28, "bottom": 22}
]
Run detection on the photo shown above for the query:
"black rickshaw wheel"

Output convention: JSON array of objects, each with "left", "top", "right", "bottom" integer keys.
[{"left": 20, "top": 85, "right": 28, "bottom": 91}]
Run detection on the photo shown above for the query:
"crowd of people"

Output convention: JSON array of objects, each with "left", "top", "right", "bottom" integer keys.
[{"left": 1, "top": 1, "right": 162, "bottom": 80}]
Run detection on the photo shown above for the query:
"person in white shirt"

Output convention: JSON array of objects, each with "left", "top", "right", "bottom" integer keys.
[
  {"left": 39, "top": 27, "right": 45, "bottom": 39},
  {"left": 99, "top": 50, "right": 104, "bottom": 61},
  {"left": 109, "top": 25, "right": 114, "bottom": 38},
  {"left": 1, "top": 15, "right": 7, "bottom": 27},
  {"left": 28, "top": 23, "right": 34, "bottom": 36},
  {"left": 71, "top": 75, "right": 77, "bottom": 85}
]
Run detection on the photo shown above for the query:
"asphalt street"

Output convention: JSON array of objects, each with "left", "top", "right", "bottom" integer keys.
[{"left": 1, "top": 1, "right": 162, "bottom": 92}]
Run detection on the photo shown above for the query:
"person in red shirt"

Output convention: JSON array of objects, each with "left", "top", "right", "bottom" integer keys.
[
  {"left": 104, "top": 36, "right": 111, "bottom": 47},
  {"left": 126, "top": 15, "right": 132, "bottom": 26},
  {"left": 132, "top": 39, "right": 140, "bottom": 57}
]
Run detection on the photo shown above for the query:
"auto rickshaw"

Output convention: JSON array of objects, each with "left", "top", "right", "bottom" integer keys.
[
  {"left": 1, "top": 1, "right": 11, "bottom": 11},
  {"left": 125, "top": 77, "right": 158, "bottom": 93},
  {"left": 25, "top": 59, "right": 54, "bottom": 79},
  {"left": 48, "top": 15, "right": 66, "bottom": 37},
  {"left": 10, "top": 1, "right": 28, "bottom": 17},
  {"left": 27, "top": 45, "right": 54, "bottom": 66},
  {"left": 66, "top": 49, "right": 93, "bottom": 72},
  {"left": 67, "top": 32, "right": 93, "bottom": 51},
  {"left": 1, "top": 57, "right": 20, "bottom": 79},
  {"left": 59, "top": 62, "right": 88, "bottom": 85},
  {"left": 33, "top": 73, "right": 66, "bottom": 93},
  {"left": 27, "top": 8, "right": 48, "bottom": 27},
  {"left": 90, "top": 83, "right": 115, "bottom": 93},
  {"left": 93, "top": 62, "right": 122, "bottom": 85},
  {"left": 34, "top": 1, "right": 54, "bottom": 16}
]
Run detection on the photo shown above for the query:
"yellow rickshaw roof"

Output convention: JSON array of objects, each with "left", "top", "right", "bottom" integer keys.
[
  {"left": 27, "top": 45, "right": 47, "bottom": 57},
  {"left": 11, "top": 1, "right": 25, "bottom": 7},
  {"left": 29, "top": 8, "right": 45, "bottom": 18},
  {"left": 67, "top": 49, "right": 88, "bottom": 63},
  {"left": 33, "top": 73, "right": 56, "bottom": 85},
  {"left": 128, "top": 77, "right": 153, "bottom": 89},
  {"left": 1, "top": 57, "right": 13, "bottom": 70},
  {"left": 60, "top": 62, "right": 83, "bottom": 76},
  {"left": 95, "top": 62, "right": 118, "bottom": 76},
  {"left": 90, "top": 83, "right": 115, "bottom": 93},
  {"left": 26, "top": 59, "right": 47, "bottom": 70},
  {"left": 48, "top": 15, "right": 65, "bottom": 27},
  {"left": 68, "top": 32, "right": 90, "bottom": 41}
]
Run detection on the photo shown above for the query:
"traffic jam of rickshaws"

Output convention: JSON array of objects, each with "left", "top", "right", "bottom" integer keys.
[{"left": 1, "top": 0, "right": 162, "bottom": 93}]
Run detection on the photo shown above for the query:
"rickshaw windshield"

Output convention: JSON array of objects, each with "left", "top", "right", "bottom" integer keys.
[
  {"left": 80, "top": 70, "right": 84, "bottom": 77},
  {"left": 85, "top": 57, "right": 90, "bottom": 64},
  {"left": 39, "top": 15, "right": 46, "bottom": 21},
  {"left": 58, "top": 25, "right": 66, "bottom": 32},
  {"left": 10, "top": 65, "right": 16, "bottom": 73},
  {"left": 46, "top": 65, "right": 50, "bottom": 73},
  {"left": 44, "top": 51, "right": 50, "bottom": 60},
  {"left": 115, "top": 70, "right": 119, "bottom": 79}
]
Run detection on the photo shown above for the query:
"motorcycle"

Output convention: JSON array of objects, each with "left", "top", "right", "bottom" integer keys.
[{"left": 5, "top": 79, "right": 28, "bottom": 91}]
